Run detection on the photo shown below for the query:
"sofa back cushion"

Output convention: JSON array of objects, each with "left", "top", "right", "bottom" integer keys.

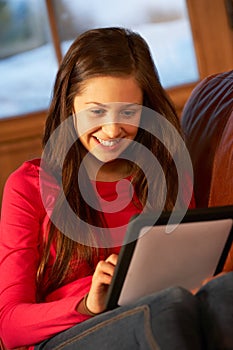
[{"left": 181, "top": 70, "right": 233, "bottom": 208}]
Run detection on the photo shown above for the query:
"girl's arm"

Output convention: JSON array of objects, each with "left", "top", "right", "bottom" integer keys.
[{"left": 0, "top": 161, "right": 92, "bottom": 348}]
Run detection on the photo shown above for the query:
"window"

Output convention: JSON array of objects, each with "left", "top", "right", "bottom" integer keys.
[
  {"left": 0, "top": 0, "right": 57, "bottom": 118},
  {"left": 53, "top": 0, "right": 199, "bottom": 88},
  {"left": 0, "top": 0, "right": 232, "bottom": 119}
]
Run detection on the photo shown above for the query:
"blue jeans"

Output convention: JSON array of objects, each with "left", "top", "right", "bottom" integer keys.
[
  {"left": 35, "top": 286, "right": 203, "bottom": 350},
  {"left": 35, "top": 272, "right": 233, "bottom": 350},
  {"left": 196, "top": 271, "right": 233, "bottom": 350}
]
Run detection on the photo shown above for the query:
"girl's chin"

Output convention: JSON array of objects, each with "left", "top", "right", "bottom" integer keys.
[
  {"left": 93, "top": 155, "right": 120, "bottom": 164},
  {"left": 91, "top": 149, "right": 124, "bottom": 163}
]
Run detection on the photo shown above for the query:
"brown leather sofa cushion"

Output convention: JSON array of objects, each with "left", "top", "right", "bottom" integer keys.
[
  {"left": 209, "top": 113, "right": 233, "bottom": 206},
  {"left": 181, "top": 70, "right": 233, "bottom": 272},
  {"left": 181, "top": 70, "right": 233, "bottom": 208}
]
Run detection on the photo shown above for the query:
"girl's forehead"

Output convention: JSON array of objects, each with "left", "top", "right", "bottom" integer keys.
[{"left": 73, "top": 76, "right": 143, "bottom": 113}]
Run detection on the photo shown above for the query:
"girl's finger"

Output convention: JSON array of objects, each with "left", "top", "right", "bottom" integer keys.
[{"left": 105, "top": 253, "right": 118, "bottom": 266}]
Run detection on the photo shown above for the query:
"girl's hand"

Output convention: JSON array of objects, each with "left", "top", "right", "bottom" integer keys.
[
  {"left": 191, "top": 271, "right": 227, "bottom": 295},
  {"left": 77, "top": 254, "right": 118, "bottom": 315}
]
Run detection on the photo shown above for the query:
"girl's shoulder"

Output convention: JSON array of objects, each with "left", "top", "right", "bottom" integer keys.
[
  {"left": 3, "top": 158, "right": 59, "bottom": 213},
  {"left": 1, "top": 159, "right": 45, "bottom": 220},
  {"left": 6, "top": 158, "right": 58, "bottom": 188},
  {"left": 5, "top": 158, "right": 42, "bottom": 190}
]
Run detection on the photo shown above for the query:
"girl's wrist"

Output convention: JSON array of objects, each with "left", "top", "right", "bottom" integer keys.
[{"left": 82, "top": 293, "right": 100, "bottom": 316}]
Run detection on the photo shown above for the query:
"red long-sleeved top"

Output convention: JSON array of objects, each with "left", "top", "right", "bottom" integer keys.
[{"left": 0, "top": 159, "right": 142, "bottom": 349}]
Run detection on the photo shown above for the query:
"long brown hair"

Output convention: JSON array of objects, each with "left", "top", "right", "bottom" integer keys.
[{"left": 37, "top": 27, "right": 182, "bottom": 298}]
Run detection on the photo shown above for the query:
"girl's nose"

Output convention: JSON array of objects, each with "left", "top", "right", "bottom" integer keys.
[{"left": 101, "top": 123, "right": 122, "bottom": 139}]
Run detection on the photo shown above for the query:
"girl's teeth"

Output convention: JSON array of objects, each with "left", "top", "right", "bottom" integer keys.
[{"left": 96, "top": 137, "right": 120, "bottom": 147}]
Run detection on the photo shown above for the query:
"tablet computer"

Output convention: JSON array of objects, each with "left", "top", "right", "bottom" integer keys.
[{"left": 105, "top": 205, "right": 233, "bottom": 310}]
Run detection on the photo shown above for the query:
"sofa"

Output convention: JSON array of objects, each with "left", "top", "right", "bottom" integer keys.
[{"left": 181, "top": 69, "right": 233, "bottom": 270}]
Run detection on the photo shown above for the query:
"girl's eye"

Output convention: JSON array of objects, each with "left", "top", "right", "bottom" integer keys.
[
  {"left": 120, "top": 109, "right": 137, "bottom": 118},
  {"left": 90, "top": 109, "right": 106, "bottom": 116}
]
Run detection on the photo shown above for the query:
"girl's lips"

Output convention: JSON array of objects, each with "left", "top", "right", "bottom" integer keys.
[
  {"left": 94, "top": 136, "right": 123, "bottom": 150},
  {"left": 95, "top": 136, "right": 121, "bottom": 147}
]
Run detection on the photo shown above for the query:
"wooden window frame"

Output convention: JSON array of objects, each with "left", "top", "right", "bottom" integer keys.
[{"left": 186, "top": 0, "right": 233, "bottom": 78}]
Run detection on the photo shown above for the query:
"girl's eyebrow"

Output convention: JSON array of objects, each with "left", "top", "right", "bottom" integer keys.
[
  {"left": 85, "top": 102, "right": 108, "bottom": 107},
  {"left": 85, "top": 102, "right": 141, "bottom": 107}
]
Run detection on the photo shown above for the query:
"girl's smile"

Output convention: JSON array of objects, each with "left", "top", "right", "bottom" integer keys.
[{"left": 95, "top": 137, "right": 121, "bottom": 147}]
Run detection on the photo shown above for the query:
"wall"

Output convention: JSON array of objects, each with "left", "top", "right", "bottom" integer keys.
[{"left": 0, "top": 111, "right": 46, "bottom": 209}]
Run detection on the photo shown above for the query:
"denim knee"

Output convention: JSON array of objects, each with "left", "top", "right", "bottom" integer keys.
[
  {"left": 139, "top": 287, "right": 204, "bottom": 350},
  {"left": 140, "top": 286, "right": 200, "bottom": 314},
  {"left": 196, "top": 272, "right": 233, "bottom": 350}
]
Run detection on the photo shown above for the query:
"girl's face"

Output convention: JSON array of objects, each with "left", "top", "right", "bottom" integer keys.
[{"left": 73, "top": 76, "right": 143, "bottom": 165}]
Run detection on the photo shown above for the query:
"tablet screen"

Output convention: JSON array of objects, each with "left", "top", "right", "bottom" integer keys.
[
  {"left": 106, "top": 206, "right": 233, "bottom": 310},
  {"left": 118, "top": 219, "right": 232, "bottom": 306}
]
